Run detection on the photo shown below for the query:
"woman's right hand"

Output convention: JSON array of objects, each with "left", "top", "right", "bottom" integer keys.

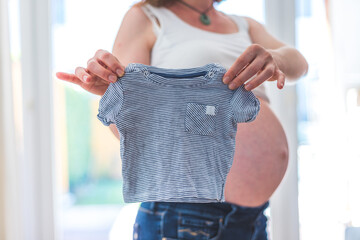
[{"left": 56, "top": 49, "right": 125, "bottom": 96}]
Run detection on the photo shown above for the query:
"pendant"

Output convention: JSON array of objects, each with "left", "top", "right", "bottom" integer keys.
[{"left": 200, "top": 13, "right": 211, "bottom": 25}]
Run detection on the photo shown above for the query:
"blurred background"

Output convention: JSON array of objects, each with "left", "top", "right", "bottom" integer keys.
[{"left": 1, "top": 0, "right": 360, "bottom": 240}]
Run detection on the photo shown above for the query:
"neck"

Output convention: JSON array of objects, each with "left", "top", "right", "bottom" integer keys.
[{"left": 176, "top": 0, "right": 214, "bottom": 11}]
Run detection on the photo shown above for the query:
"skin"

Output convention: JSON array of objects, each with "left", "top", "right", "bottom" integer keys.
[{"left": 57, "top": 0, "right": 308, "bottom": 207}]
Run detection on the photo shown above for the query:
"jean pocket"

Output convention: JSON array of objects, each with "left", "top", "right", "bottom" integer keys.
[
  {"left": 185, "top": 103, "right": 218, "bottom": 136},
  {"left": 178, "top": 214, "right": 220, "bottom": 240}
]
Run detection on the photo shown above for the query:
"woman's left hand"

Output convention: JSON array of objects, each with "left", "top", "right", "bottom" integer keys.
[{"left": 222, "top": 44, "right": 285, "bottom": 91}]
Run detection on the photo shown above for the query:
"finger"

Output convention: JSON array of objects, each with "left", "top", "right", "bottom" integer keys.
[
  {"left": 228, "top": 57, "right": 265, "bottom": 90},
  {"left": 56, "top": 72, "right": 83, "bottom": 85},
  {"left": 276, "top": 70, "right": 286, "bottom": 89},
  {"left": 87, "top": 59, "right": 118, "bottom": 83},
  {"left": 223, "top": 45, "right": 259, "bottom": 84},
  {"left": 75, "top": 67, "right": 91, "bottom": 83},
  {"left": 94, "top": 50, "right": 125, "bottom": 77},
  {"left": 244, "top": 65, "right": 275, "bottom": 91}
]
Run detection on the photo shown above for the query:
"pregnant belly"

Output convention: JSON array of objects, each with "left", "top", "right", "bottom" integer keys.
[{"left": 224, "top": 98, "right": 289, "bottom": 207}]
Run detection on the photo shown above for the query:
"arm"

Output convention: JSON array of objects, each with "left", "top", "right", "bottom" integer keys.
[
  {"left": 108, "top": 5, "right": 154, "bottom": 139},
  {"left": 246, "top": 17, "right": 308, "bottom": 82}
]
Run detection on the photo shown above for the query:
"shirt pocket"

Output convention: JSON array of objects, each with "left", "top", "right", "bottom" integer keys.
[{"left": 185, "top": 103, "right": 218, "bottom": 136}]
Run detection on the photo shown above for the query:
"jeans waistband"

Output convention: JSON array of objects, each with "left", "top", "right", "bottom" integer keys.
[
  {"left": 124, "top": 63, "right": 227, "bottom": 87},
  {"left": 140, "top": 201, "right": 269, "bottom": 218}
]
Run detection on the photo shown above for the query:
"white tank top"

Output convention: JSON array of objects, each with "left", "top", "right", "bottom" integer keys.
[{"left": 140, "top": 3, "right": 269, "bottom": 102}]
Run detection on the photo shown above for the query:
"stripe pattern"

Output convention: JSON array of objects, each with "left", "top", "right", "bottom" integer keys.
[
  {"left": 97, "top": 63, "right": 260, "bottom": 203},
  {"left": 185, "top": 103, "right": 218, "bottom": 136}
]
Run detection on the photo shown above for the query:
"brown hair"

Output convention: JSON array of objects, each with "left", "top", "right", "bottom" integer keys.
[{"left": 133, "top": 0, "right": 223, "bottom": 8}]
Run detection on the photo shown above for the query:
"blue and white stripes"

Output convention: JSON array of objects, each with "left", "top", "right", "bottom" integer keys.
[{"left": 97, "top": 63, "right": 260, "bottom": 203}]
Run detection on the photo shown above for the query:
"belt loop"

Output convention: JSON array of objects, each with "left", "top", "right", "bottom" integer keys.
[
  {"left": 149, "top": 201, "right": 156, "bottom": 211},
  {"left": 222, "top": 204, "right": 238, "bottom": 228},
  {"left": 216, "top": 204, "right": 236, "bottom": 239}
]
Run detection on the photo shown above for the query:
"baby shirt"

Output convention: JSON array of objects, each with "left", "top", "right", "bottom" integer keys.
[{"left": 97, "top": 63, "right": 260, "bottom": 203}]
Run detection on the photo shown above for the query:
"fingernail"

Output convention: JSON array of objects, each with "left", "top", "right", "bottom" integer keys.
[
  {"left": 116, "top": 69, "right": 123, "bottom": 76},
  {"left": 228, "top": 83, "right": 236, "bottom": 90},
  {"left": 83, "top": 75, "right": 88, "bottom": 82},
  {"left": 109, "top": 74, "right": 117, "bottom": 82},
  {"left": 223, "top": 76, "right": 230, "bottom": 84},
  {"left": 245, "top": 84, "right": 251, "bottom": 91}
]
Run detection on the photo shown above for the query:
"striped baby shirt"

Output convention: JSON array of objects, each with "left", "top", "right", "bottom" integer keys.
[{"left": 97, "top": 63, "right": 260, "bottom": 203}]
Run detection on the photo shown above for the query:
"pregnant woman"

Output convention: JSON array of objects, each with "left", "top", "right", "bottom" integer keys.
[{"left": 57, "top": 0, "right": 308, "bottom": 239}]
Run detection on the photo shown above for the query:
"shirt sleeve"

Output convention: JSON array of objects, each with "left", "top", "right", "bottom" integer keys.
[
  {"left": 97, "top": 81, "right": 124, "bottom": 126},
  {"left": 230, "top": 85, "right": 260, "bottom": 123}
]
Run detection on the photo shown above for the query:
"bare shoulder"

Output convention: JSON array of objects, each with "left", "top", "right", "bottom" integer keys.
[
  {"left": 242, "top": 16, "right": 285, "bottom": 49},
  {"left": 243, "top": 16, "right": 265, "bottom": 33},
  {"left": 112, "top": 4, "right": 156, "bottom": 65},
  {"left": 114, "top": 4, "right": 156, "bottom": 48},
  {"left": 119, "top": 4, "right": 154, "bottom": 38}
]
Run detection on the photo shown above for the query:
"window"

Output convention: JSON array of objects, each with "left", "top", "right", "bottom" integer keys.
[
  {"left": 296, "top": 0, "right": 360, "bottom": 239},
  {"left": 52, "top": 1, "right": 137, "bottom": 239}
]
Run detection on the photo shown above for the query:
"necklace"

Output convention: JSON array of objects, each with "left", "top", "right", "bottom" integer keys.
[{"left": 176, "top": 0, "right": 214, "bottom": 25}]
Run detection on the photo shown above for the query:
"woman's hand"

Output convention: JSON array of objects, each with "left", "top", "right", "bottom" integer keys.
[
  {"left": 56, "top": 49, "right": 125, "bottom": 96},
  {"left": 222, "top": 44, "right": 285, "bottom": 91}
]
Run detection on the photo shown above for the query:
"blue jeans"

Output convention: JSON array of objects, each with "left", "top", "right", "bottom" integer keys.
[{"left": 133, "top": 201, "right": 269, "bottom": 240}]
